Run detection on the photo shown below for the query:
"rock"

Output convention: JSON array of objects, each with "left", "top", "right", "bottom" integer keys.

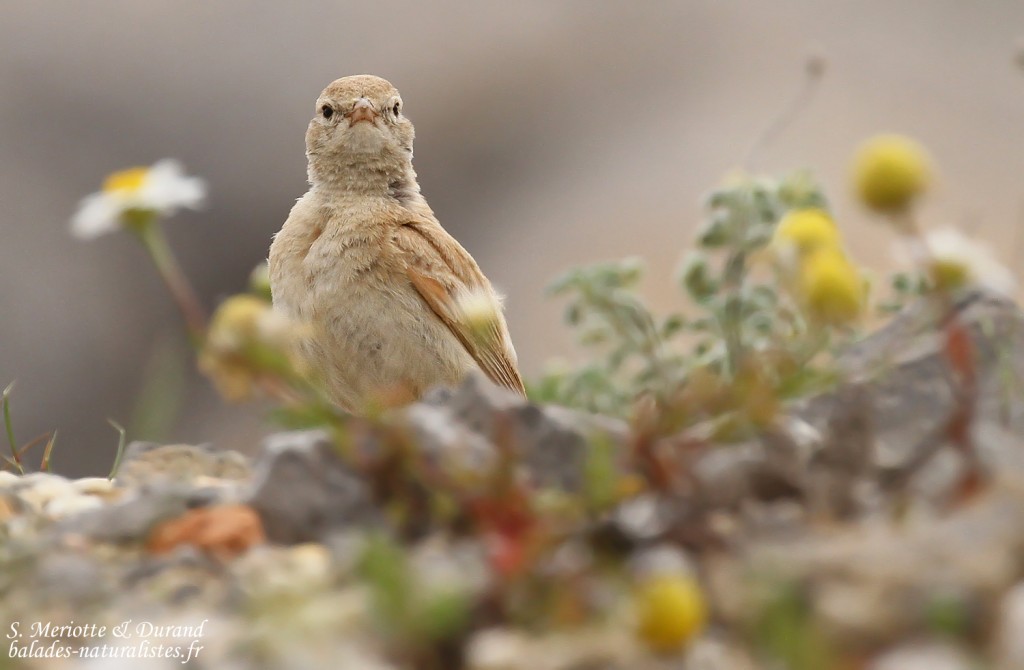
[
  {"left": 62, "top": 487, "right": 194, "bottom": 543},
  {"left": 235, "top": 543, "right": 334, "bottom": 596},
  {"left": 467, "top": 628, "right": 527, "bottom": 670},
  {"left": 720, "top": 474, "right": 1024, "bottom": 649},
  {"left": 73, "top": 476, "right": 119, "bottom": 496},
  {"left": 403, "top": 372, "right": 629, "bottom": 492},
  {"left": 869, "top": 640, "right": 975, "bottom": 670},
  {"left": 411, "top": 536, "right": 490, "bottom": 600},
  {"left": 629, "top": 543, "right": 696, "bottom": 579},
  {"left": 610, "top": 494, "right": 677, "bottom": 543},
  {"left": 796, "top": 291, "right": 1024, "bottom": 488},
  {"left": 120, "top": 546, "right": 226, "bottom": 607},
  {"left": 45, "top": 493, "right": 103, "bottom": 519},
  {"left": 114, "top": 441, "right": 251, "bottom": 487},
  {"left": 0, "top": 493, "right": 18, "bottom": 522},
  {"left": 995, "top": 581, "right": 1024, "bottom": 669},
  {"left": 146, "top": 504, "right": 266, "bottom": 560},
  {"left": 691, "top": 442, "right": 764, "bottom": 509},
  {"left": 683, "top": 634, "right": 759, "bottom": 670},
  {"left": 466, "top": 626, "right": 642, "bottom": 670},
  {"left": 32, "top": 551, "right": 107, "bottom": 605},
  {"left": 245, "top": 430, "right": 379, "bottom": 544},
  {"left": 10, "top": 472, "right": 76, "bottom": 512}
]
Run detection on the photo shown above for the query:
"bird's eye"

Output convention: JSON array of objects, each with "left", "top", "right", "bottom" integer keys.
[
  {"left": 321, "top": 105, "right": 334, "bottom": 119},
  {"left": 392, "top": 103, "right": 401, "bottom": 117}
]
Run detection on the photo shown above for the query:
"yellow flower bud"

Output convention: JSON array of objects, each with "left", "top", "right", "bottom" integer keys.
[
  {"left": 798, "top": 248, "right": 864, "bottom": 326},
  {"left": 851, "top": 134, "right": 932, "bottom": 213},
  {"left": 206, "top": 295, "right": 270, "bottom": 351},
  {"left": 200, "top": 295, "right": 301, "bottom": 401},
  {"left": 772, "top": 208, "right": 841, "bottom": 262},
  {"left": 248, "top": 261, "right": 273, "bottom": 303},
  {"left": 635, "top": 575, "right": 707, "bottom": 654}
]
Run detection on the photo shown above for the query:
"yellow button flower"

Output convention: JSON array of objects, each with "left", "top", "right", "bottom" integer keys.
[
  {"left": 772, "top": 208, "right": 842, "bottom": 266},
  {"left": 798, "top": 248, "right": 864, "bottom": 326},
  {"left": 205, "top": 295, "right": 274, "bottom": 351},
  {"left": 851, "top": 134, "right": 932, "bottom": 213},
  {"left": 199, "top": 295, "right": 300, "bottom": 400},
  {"left": 635, "top": 575, "right": 708, "bottom": 654}
]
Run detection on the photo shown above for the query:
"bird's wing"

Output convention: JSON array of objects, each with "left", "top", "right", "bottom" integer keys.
[{"left": 392, "top": 217, "right": 526, "bottom": 395}]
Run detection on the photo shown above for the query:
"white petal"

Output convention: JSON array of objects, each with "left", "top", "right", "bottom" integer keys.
[
  {"left": 977, "top": 261, "right": 1017, "bottom": 296},
  {"left": 912, "top": 226, "right": 1019, "bottom": 296},
  {"left": 141, "top": 159, "right": 206, "bottom": 213},
  {"left": 69, "top": 193, "right": 124, "bottom": 239}
]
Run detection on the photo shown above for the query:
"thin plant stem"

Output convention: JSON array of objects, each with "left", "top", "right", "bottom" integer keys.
[
  {"left": 744, "top": 51, "right": 825, "bottom": 171},
  {"left": 131, "top": 218, "right": 207, "bottom": 347},
  {"left": 720, "top": 249, "right": 748, "bottom": 378}
]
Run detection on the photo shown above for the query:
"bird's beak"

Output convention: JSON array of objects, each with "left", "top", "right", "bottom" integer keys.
[{"left": 347, "top": 98, "right": 378, "bottom": 126}]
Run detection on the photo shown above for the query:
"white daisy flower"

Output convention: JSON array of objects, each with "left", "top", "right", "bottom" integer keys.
[
  {"left": 70, "top": 159, "right": 206, "bottom": 239},
  {"left": 895, "top": 226, "right": 1017, "bottom": 296}
]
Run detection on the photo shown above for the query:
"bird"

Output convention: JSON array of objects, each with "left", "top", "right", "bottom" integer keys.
[{"left": 268, "top": 74, "right": 525, "bottom": 412}]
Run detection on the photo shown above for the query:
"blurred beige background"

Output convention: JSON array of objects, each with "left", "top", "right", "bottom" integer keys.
[{"left": 2, "top": 1, "right": 1023, "bottom": 476}]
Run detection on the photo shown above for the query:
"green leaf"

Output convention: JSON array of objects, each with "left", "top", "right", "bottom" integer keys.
[
  {"left": 698, "top": 217, "right": 733, "bottom": 248},
  {"left": 661, "top": 314, "right": 686, "bottom": 338},
  {"left": 358, "top": 534, "right": 413, "bottom": 624},
  {"left": 268, "top": 403, "right": 341, "bottom": 430},
  {"left": 584, "top": 436, "right": 618, "bottom": 512},
  {"left": 409, "top": 589, "right": 471, "bottom": 641},
  {"left": 679, "top": 252, "right": 718, "bottom": 303},
  {"left": 778, "top": 170, "right": 829, "bottom": 211}
]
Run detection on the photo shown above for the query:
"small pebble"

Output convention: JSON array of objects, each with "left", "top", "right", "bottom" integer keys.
[
  {"left": 0, "top": 494, "right": 17, "bottom": 521},
  {"left": 14, "top": 473, "right": 76, "bottom": 512},
  {"left": 467, "top": 628, "right": 527, "bottom": 670},
  {"left": 996, "top": 582, "right": 1024, "bottom": 668},
  {"left": 46, "top": 494, "right": 103, "bottom": 519},
  {"left": 870, "top": 641, "right": 973, "bottom": 670},
  {"left": 629, "top": 543, "right": 696, "bottom": 579},
  {"left": 73, "top": 477, "right": 117, "bottom": 496}
]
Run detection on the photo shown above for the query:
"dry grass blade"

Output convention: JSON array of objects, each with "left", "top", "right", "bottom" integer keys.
[
  {"left": 107, "top": 419, "right": 127, "bottom": 480},
  {"left": 40, "top": 430, "right": 58, "bottom": 473},
  {"left": 2, "top": 381, "right": 23, "bottom": 474}
]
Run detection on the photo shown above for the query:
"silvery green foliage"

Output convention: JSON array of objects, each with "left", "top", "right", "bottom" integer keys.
[{"left": 538, "top": 171, "right": 833, "bottom": 417}]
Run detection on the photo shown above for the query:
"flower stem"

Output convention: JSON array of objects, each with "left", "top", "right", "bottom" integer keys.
[
  {"left": 720, "top": 249, "right": 748, "bottom": 378},
  {"left": 131, "top": 217, "right": 207, "bottom": 347}
]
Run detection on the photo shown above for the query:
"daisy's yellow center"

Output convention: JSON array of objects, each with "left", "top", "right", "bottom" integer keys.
[
  {"left": 929, "top": 258, "right": 970, "bottom": 291},
  {"left": 102, "top": 167, "right": 149, "bottom": 194}
]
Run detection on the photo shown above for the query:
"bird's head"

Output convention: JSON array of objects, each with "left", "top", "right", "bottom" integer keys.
[{"left": 305, "top": 75, "right": 415, "bottom": 188}]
